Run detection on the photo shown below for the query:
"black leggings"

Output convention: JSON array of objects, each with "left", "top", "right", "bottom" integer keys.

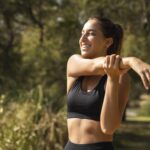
[{"left": 64, "top": 140, "right": 114, "bottom": 150}]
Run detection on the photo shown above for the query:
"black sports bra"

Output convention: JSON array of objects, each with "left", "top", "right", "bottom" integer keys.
[{"left": 67, "top": 75, "right": 107, "bottom": 121}]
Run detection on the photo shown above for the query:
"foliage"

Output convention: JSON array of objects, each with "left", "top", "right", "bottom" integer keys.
[
  {"left": 0, "top": 89, "right": 67, "bottom": 150},
  {"left": 0, "top": 0, "right": 150, "bottom": 149},
  {"left": 114, "top": 121, "right": 150, "bottom": 150},
  {"left": 138, "top": 100, "right": 150, "bottom": 117}
]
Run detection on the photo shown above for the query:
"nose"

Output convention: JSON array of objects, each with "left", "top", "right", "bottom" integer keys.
[{"left": 80, "top": 33, "right": 87, "bottom": 43}]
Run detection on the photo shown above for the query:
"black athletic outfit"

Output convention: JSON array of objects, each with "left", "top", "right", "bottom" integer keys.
[{"left": 64, "top": 75, "right": 114, "bottom": 150}]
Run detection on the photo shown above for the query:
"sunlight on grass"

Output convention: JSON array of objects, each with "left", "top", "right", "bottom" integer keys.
[
  {"left": 127, "top": 116, "right": 150, "bottom": 122},
  {"left": 114, "top": 94, "right": 150, "bottom": 150}
]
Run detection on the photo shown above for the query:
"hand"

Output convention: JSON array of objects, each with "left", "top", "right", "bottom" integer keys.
[
  {"left": 130, "top": 57, "right": 150, "bottom": 90},
  {"left": 103, "top": 54, "right": 122, "bottom": 79}
]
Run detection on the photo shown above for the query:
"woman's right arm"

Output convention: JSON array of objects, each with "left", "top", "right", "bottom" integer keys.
[
  {"left": 67, "top": 54, "right": 106, "bottom": 77},
  {"left": 122, "top": 57, "right": 150, "bottom": 90},
  {"left": 67, "top": 54, "right": 131, "bottom": 77}
]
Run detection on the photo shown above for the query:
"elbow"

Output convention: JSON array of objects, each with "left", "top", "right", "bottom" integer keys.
[
  {"left": 101, "top": 127, "right": 115, "bottom": 135},
  {"left": 101, "top": 123, "right": 120, "bottom": 135},
  {"left": 67, "top": 71, "right": 76, "bottom": 77}
]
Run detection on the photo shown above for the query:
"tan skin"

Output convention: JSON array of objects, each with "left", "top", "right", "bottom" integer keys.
[{"left": 66, "top": 19, "right": 150, "bottom": 144}]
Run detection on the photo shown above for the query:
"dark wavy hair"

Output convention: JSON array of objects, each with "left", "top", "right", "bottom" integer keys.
[{"left": 88, "top": 16, "right": 124, "bottom": 55}]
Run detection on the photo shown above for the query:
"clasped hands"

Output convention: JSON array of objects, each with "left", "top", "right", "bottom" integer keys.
[{"left": 103, "top": 54, "right": 150, "bottom": 90}]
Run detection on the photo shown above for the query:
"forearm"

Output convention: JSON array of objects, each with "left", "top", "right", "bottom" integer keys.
[
  {"left": 121, "top": 57, "right": 142, "bottom": 70},
  {"left": 92, "top": 56, "right": 106, "bottom": 75},
  {"left": 93, "top": 56, "right": 138, "bottom": 74},
  {"left": 100, "top": 76, "right": 120, "bottom": 135},
  {"left": 68, "top": 54, "right": 141, "bottom": 77},
  {"left": 93, "top": 56, "right": 134, "bottom": 72},
  {"left": 67, "top": 54, "right": 105, "bottom": 77}
]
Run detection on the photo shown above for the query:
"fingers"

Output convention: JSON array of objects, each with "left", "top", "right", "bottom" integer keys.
[
  {"left": 104, "top": 54, "right": 121, "bottom": 69},
  {"left": 139, "top": 67, "right": 150, "bottom": 90},
  {"left": 114, "top": 55, "right": 121, "bottom": 69},
  {"left": 103, "top": 54, "right": 122, "bottom": 78},
  {"left": 132, "top": 60, "right": 150, "bottom": 90},
  {"left": 109, "top": 54, "right": 116, "bottom": 68},
  {"left": 104, "top": 55, "right": 150, "bottom": 90},
  {"left": 105, "top": 55, "right": 110, "bottom": 68},
  {"left": 145, "top": 69, "right": 150, "bottom": 82},
  {"left": 140, "top": 71, "right": 149, "bottom": 90},
  {"left": 144, "top": 69, "right": 150, "bottom": 89}
]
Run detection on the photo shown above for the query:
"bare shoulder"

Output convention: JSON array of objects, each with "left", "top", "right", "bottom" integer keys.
[
  {"left": 67, "top": 54, "right": 81, "bottom": 66},
  {"left": 66, "top": 54, "right": 80, "bottom": 93}
]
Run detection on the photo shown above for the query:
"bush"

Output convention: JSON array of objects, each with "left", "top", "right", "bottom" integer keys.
[{"left": 0, "top": 88, "right": 68, "bottom": 150}]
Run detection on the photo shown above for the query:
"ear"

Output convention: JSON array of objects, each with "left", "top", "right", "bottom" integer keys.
[{"left": 105, "top": 37, "right": 113, "bottom": 49}]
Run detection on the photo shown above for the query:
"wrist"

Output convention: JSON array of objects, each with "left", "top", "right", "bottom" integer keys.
[
  {"left": 129, "top": 57, "right": 142, "bottom": 68},
  {"left": 107, "top": 75, "right": 120, "bottom": 83},
  {"left": 121, "top": 57, "right": 133, "bottom": 69}
]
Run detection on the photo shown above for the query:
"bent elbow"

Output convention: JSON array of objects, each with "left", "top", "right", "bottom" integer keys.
[
  {"left": 101, "top": 123, "right": 120, "bottom": 135},
  {"left": 101, "top": 127, "right": 114, "bottom": 135}
]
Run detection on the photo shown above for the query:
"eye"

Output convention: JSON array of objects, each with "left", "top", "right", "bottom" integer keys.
[
  {"left": 80, "top": 31, "right": 96, "bottom": 36},
  {"left": 89, "top": 32, "right": 96, "bottom": 36}
]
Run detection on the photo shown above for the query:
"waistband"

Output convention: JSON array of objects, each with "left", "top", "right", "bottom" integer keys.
[{"left": 68, "top": 140, "right": 114, "bottom": 148}]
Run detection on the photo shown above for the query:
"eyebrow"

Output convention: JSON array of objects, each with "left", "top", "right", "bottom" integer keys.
[{"left": 82, "top": 29, "right": 97, "bottom": 32}]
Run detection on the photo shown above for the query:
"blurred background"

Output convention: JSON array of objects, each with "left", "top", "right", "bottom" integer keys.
[{"left": 0, "top": 0, "right": 150, "bottom": 149}]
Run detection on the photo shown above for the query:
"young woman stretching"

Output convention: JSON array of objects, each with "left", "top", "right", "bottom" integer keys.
[{"left": 64, "top": 16, "right": 150, "bottom": 150}]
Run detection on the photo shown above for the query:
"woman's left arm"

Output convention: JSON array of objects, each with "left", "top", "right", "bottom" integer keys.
[{"left": 100, "top": 55, "right": 130, "bottom": 135}]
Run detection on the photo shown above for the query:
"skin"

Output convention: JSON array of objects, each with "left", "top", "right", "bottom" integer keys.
[{"left": 66, "top": 19, "right": 150, "bottom": 144}]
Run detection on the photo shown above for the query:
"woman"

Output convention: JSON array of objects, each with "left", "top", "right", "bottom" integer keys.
[{"left": 64, "top": 16, "right": 150, "bottom": 150}]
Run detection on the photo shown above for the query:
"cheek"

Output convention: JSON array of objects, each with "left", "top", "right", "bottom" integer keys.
[
  {"left": 92, "top": 38, "right": 101, "bottom": 48},
  {"left": 79, "top": 38, "right": 82, "bottom": 45},
  {"left": 96, "top": 38, "right": 106, "bottom": 47},
  {"left": 93, "top": 39, "right": 106, "bottom": 53}
]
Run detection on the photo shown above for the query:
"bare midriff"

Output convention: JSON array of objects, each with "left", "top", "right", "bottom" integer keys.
[{"left": 67, "top": 118, "right": 113, "bottom": 144}]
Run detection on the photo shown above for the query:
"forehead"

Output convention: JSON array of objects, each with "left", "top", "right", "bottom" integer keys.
[{"left": 82, "top": 19, "right": 101, "bottom": 32}]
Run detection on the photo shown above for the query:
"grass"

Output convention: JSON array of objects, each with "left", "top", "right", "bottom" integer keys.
[
  {"left": 127, "top": 116, "right": 150, "bottom": 122},
  {"left": 114, "top": 120, "right": 150, "bottom": 150},
  {"left": 114, "top": 97, "right": 150, "bottom": 150}
]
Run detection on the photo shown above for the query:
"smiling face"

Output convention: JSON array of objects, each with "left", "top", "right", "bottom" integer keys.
[{"left": 79, "top": 19, "right": 112, "bottom": 58}]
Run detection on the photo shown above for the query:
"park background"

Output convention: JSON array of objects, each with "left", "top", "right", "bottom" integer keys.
[{"left": 0, "top": 0, "right": 150, "bottom": 149}]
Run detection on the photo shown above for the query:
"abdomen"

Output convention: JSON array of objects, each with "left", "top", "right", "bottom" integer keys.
[{"left": 67, "top": 118, "right": 113, "bottom": 144}]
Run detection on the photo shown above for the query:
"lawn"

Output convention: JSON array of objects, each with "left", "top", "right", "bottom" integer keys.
[
  {"left": 114, "top": 116, "right": 150, "bottom": 150},
  {"left": 114, "top": 94, "right": 150, "bottom": 150}
]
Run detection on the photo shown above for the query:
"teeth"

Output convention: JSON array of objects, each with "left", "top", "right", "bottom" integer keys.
[{"left": 82, "top": 45, "right": 91, "bottom": 48}]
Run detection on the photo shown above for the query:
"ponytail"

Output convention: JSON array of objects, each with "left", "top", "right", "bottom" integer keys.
[{"left": 107, "top": 24, "right": 123, "bottom": 55}]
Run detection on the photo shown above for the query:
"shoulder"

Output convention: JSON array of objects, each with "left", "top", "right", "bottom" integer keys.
[
  {"left": 67, "top": 54, "right": 81, "bottom": 61},
  {"left": 67, "top": 54, "right": 80, "bottom": 70}
]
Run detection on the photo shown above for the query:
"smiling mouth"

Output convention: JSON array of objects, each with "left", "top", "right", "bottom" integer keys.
[{"left": 81, "top": 44, "right": 91, "bottom": 49}]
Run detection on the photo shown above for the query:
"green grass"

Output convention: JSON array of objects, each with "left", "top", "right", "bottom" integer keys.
[
  {"left": 114, "top": 94, "right": 150, "bottom": 149},
  {"left": 127, "top": 116, "right": 150, "bottom": 122},
  {"left": 114, "top": 117, "right": 150, "bottom": 150},
  {"left": 114, "top": 121, "right": 150, "bottom": 150}
]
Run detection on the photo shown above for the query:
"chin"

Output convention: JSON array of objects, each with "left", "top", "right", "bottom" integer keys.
[
  {"left": 80, "top": 49, "right": 97, "bottom": 59},
  {"left": 81, "top": 53, "right": 95, "bottom": 59}
]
